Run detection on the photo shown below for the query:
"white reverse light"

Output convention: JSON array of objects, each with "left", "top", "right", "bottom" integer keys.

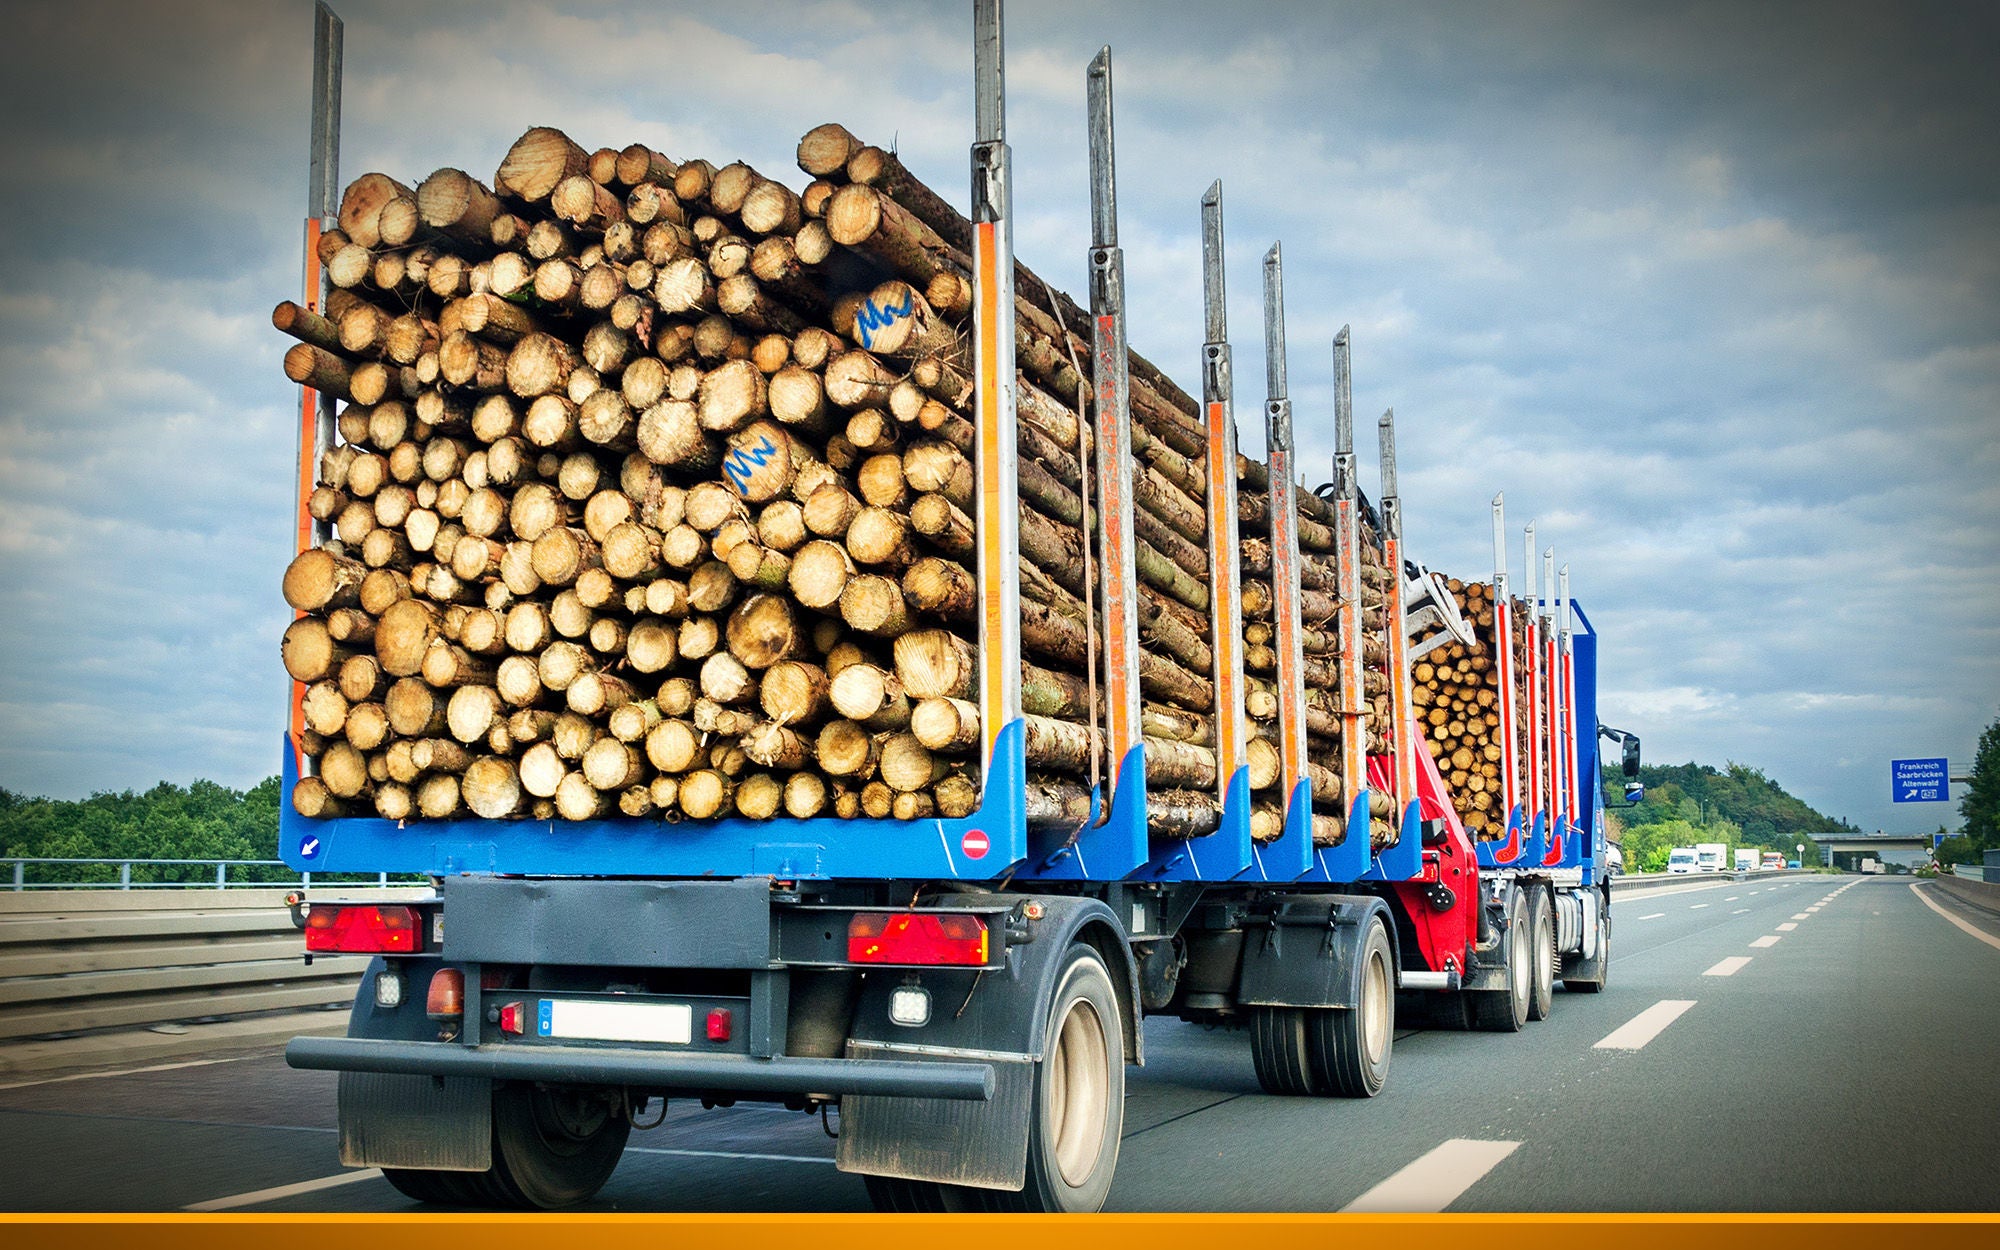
[
  {"left": 889, "top": 986, "right": 931, "bottom": 1028},
  {"left": 374, "top": 970, "right": 404, "bottom": 1009}
]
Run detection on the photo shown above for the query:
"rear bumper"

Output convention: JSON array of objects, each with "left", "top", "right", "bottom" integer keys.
[{"left": 287, "top": 1035, "right": 994, "bottom": 1102}]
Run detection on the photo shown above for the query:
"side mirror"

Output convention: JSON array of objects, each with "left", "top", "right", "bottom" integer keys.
[
  {"left": 1624, "top": 782, "right": 1645, "bottom": 804},
  {"left": 1621, "top": 735, "right": 1641, "bottom": 778}
]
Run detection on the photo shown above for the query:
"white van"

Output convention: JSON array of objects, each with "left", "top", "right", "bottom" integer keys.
[{"left": 1667, "top": 847, "right": 1698, "bottom": 874}]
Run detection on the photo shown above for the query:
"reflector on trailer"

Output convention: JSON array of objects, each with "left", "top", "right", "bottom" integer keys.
[
  {"left": 304, "top": 904, "right": 420, "bottom": 954},
  {"left": 498, "top": 1001, "right": 526, "bottom": 1035},
  {"left": 706, "top": 1008, "right": 733, "bottom": 1042},
  {"left": 847, "top": 912, "right": 990, "bottom": 966}
]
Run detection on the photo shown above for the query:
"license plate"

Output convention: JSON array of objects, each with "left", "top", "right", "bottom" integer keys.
[{"left": 536, "top": 999, "right": 692, "bottom": 1044}]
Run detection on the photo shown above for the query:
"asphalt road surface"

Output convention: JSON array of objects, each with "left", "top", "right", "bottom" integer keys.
[{"left": 5, "top": 875, "right": 1997, "bottom": 1213}]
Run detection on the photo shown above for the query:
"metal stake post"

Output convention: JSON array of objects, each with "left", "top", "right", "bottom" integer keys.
[
  {"left": 1379, "top": 410, "right": 1419, "bottom": 840},
  {"left": 290, "top": 2, "right": 342, "bottom": 760},
  {"left": 1333, "top": 329, "right": 1368, "bottom": 822},
  {"left": 1559, "top": 564, "right": 1579, "bottom": 824},
  {"left": 1262, "top": 246, "right": 1310, "bottom": 846},
  {"left": 1086, "top": 47, "right": 1141, "bottom": 800},
  {"left": 1543, "top": 546, "right": 1564, "bottom": 837},
  {"left": 970, "top": 0, "right": 1022, "bottom": 776},
  {"left": 1492, "top": 494, "right": 1520, "bottom": 832},
  {"left": 1200, "top": 183, "right": 1247, "bottom": 815},
  {"left": 1523, "top": 523, "right": 1544, "bottom": 834}
]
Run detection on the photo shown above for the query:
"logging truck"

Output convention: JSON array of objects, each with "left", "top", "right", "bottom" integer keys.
[{"left": 275, "top": 1, "right": 1638, "bottom": 1213}]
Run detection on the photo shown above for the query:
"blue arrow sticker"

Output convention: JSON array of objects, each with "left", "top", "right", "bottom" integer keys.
[{"left": 298, "top": 834, "right": 322, "bottom": 860}]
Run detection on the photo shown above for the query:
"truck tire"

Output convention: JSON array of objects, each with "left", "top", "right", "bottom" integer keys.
[
  {"left": 974, "top": 941, "right": 1125, "bottom": 1212},
  {"left": 484, "top": 1081, "right": 630, "bottom": 1208},
  {"left": 1315, "top": 917, "right": 1394, "bottom": 1098},
  {"left": 381, "top": 1167, "right": 484, "bottom": 1207},
  {"left": 1472, "top": 889, "right": 1530, "bottom": 1032},
  {"left": 863, "top": 1175, "right": 950, "bottom": 1211},
  {"left": 1526, "top": 887, "right": 1556, "bottom": 1022},
  {"left": 1250, "top": 1007, "right": 1322, "bottom": 1096},
  {"left": 1563, "top": 900, "right": 1610, "bottom": 994}
]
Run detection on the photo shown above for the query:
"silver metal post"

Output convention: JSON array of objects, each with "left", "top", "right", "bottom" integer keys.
[
  {"left": 1379, "top": 409, "right": 1418, "bottom": 815},
  {"left": 970, "top": 0, "right": 1022, "bottom": 771},
  {"left": 1262, "top": 245, "right": 1309, "bottom": 805},
  {"left": 1200, "top": 183, "right": 1247, "bottom": 808},
  {"left": 309, "top": 3, "right": 343, "bottom": 225},
  {"left": 1087, "top": 46, "right": 1141, "bottom": 785},
  {"left": 1331, "top": 327, "right": 1366, "bottom": 801}
]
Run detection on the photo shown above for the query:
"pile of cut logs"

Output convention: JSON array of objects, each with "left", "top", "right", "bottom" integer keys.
[
  {"left": 1409, "top": 578, "right": 1504, "bottom": 838},
  {"left": 279, "top": 123, "right": 1372, "bottom": 837}
]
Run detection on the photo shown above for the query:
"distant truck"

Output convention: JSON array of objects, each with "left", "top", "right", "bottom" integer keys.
[
  {"left": 1734, "top": 849, "right": 1760, "bottom": 873},
  {"left": 1861, "top": 857, "right": 1883, "bottom": 874},
  {"left": 1695, "top": 843, "right": 1728, "bottom": 873},
  {"left": 1761, "top": 852, "right": 1785, "bottom": 872},
  {"left": 1668, "top": 847, "right": 1698, "bottom": 874}
]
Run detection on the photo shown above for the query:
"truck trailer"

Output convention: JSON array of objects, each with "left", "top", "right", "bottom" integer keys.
[{"left": 275, "top": 2, "right": 1637, "bottom": 1213}]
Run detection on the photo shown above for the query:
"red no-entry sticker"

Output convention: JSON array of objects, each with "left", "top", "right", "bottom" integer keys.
[{"left": 961, "top": 830, "right": 989, "bottom": 860}]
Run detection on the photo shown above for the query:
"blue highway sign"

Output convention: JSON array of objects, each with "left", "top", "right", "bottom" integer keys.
[{"left": 1891, "top": 758, "right": 1949, "bottom": 803}]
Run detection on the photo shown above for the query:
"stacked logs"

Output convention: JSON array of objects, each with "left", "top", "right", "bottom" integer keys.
[
  {"left": 1411, "top": 578, "right": 1504, "bottom": 837},
  {"left": 278, "top": 123, "right": 1368, "bottom": 839}
]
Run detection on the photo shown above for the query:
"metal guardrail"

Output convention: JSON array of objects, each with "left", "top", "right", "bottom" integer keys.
[
  {"left": 0, "top": 886, "right": 421, "bottom": 1044},
  {"left": 2, "top": 857, "right": 398, "bottom": 891}
]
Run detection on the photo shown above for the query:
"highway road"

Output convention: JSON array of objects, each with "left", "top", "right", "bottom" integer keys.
[{"left": 5, "top": 874, "right": 1997, "bottom": 1213}]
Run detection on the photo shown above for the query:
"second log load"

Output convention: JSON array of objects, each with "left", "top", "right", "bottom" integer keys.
[{"left": 280, "top": 123, "right": 1381, "bottom": 840}]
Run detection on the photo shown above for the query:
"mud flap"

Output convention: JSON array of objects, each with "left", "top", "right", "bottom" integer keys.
[
  {"left": 835, "top": 1043, "right": 1034, "bottom": 1191},
  {"left": 338, "top": 1072, "right": 491, "bottom": 1171}
]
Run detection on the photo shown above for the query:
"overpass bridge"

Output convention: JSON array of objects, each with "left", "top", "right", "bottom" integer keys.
[{"left": 1811, "top": 831, "right": 1935, "bottom": 870}]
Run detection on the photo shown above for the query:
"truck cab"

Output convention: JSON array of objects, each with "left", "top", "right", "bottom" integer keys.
[
  {"left": 1667, "top": 847, "right": 1698, "bottom": 874},
  {"left": 1694, "top": 843, "right": 1727, "bottom": 873}
]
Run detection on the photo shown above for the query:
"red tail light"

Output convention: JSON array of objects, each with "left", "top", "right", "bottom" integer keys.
[
  {"left": 847, "top": 912, "right": 990, "bottom": 966},
  {"left": 304, "top": 904, "right": 420, "bottom": 954}
]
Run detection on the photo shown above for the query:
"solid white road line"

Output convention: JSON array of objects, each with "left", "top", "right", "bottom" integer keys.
[
  {"left": 626, "top": 1146, "right": 836, "bottom": 1165},
  {"left": 1750, "top": 935, "right": 1781, "bottom": 948},
  {"left": 1777, "top": 922, "right": 1797, "bottom": 931},
  {"left": 184, "top": 1169, "right": 383, "bottom": 1212},
  {"left": 1341, "top": 1139, "right": 1522, "bottom": 1212},
  {"left": 0, "top": 1052, "right": 265, "bottom": 1092},
  {"left": 1638, "top": 912, "right": 1666, "bottom": 920},
  {"left": 1594, "top": 999, "right": 1697, "bottom": 1050},
  {"left": 1704, "top": 956, "right": 1752, "bottom": 976},
  {"left": 1909, "top": 884, "right": 2000, "bottom": 953}
]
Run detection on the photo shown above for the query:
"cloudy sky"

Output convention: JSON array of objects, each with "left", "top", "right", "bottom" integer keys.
[{"left": 0, "top": 0, "right": 1994, "bottom": 835}]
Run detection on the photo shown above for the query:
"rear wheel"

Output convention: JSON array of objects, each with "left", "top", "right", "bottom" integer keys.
[
  {"left": 973, "top": 942, "right": 1124, "bottom": 1212},
  {"left": 1316, "top": 917, "right": 1394, "bottom": 1097},
  {"left": 381, "top": 1167, "right": 484, "bottom": 1207},
  {"left": 864, "top": 1175, "right": 950, "bottom": 1212},
  {"left": 1250, "top": 1006, "right": 1321, "bottom": 1096},
  {"left": 484, "top": 1082, "right": 630, "bottom": 1208},
  {"left": 1472, "top": 889, "right": 1531, "bottom": 1032},
  {"left": 1526, "top": 887, "right": 1556, "bottom": 1021}
]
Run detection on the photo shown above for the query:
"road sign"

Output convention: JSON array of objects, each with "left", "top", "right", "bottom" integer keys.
[{"left": 1891, "top": 758, "right": 1949, "bottom": 803}]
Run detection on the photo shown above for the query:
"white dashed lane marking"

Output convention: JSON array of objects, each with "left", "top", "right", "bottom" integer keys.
[
  {"left": 1594, "top": 999, "right": 1697, "bottom": 1050},
  {"left": 1341, "top": 1139, "right": 1523, "bottom": 1213}
]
